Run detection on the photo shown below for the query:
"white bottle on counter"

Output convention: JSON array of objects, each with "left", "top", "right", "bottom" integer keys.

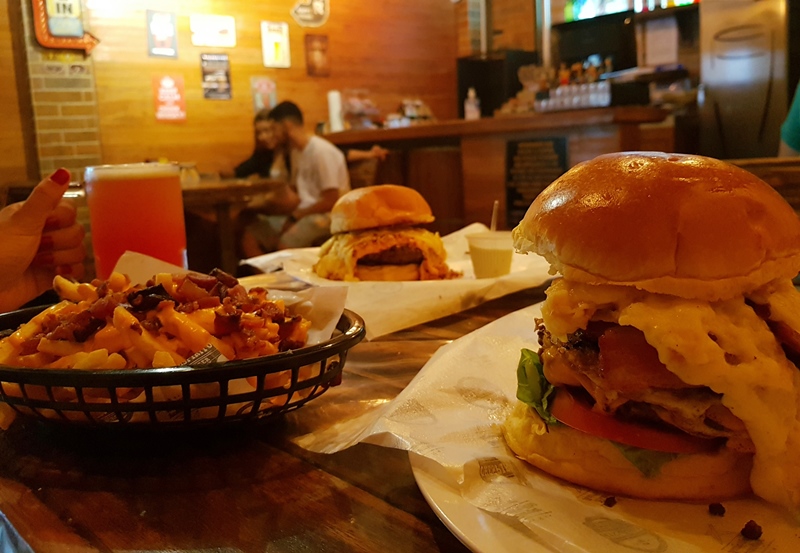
[
  {"left": 327, "top": 90, "right": 344, "bottom": 132},
  {"left": 464, "top": 87, "right": 481, "bottom": 120}
]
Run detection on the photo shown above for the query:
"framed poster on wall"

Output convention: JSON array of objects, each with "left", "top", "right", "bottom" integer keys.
[
  {"left": 190, "top": 14, "right": 236, "bottom": 48},
  {"left": 505, "top": 138, "right": 568, "bottom": 228},
  {"left": 153, "top": 75, "right": 187, "bottom": 121},
  {"left": 200, "top": 53, "right": 232, "bottom": 100},
  {"left": 261, "top": 21, "right": 291, "bottom": 68},
  {"left": 147, "top": 11, "right": 178, "bottom": 58},
  {"left": 305, "top": 34, "right": 329, "bottom": 77}
]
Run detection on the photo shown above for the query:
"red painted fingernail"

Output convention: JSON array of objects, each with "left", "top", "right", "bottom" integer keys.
[
  {"left": 33, "top": 252, "right": 54, "bottom": 266},
  {"left": 49, "top": 168, "right": 70, "bottom": 186},
  {"left": 37, "top": 235, "right": 54, "bottom": 252},
  {"left": 56, "top": 264, "right": 72, "bottom": 276}
]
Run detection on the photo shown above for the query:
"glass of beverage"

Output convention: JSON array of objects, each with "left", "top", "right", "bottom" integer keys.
[
  {"left": 466, "top": 231, "right": 514, "bottom": 279},
  {"left": 84, "top": 163, "right": 187, "bottom": 279}
]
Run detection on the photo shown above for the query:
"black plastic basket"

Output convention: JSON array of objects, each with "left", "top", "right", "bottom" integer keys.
[{"left": 0, "top": 305, "right": 365, "bottom": 429}]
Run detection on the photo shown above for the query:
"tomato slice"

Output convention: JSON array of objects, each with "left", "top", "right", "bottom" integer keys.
[{"left": 550, "top": 389, "right": 719, "bottom": 454}]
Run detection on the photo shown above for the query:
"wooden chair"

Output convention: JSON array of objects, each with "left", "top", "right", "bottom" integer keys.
[{"left": 347, "top": 158, "right": 380, "bottom": 189}]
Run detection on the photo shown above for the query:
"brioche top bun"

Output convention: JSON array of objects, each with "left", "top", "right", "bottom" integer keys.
[
  {"left": 330, "top": 184, "right": 435, "bottom": 234},
  {"left": 503, "top": 402, "right": 753, "bottom": 501},
  {"left": 513, "top": 152, "right": 800, "bottom": 300}
]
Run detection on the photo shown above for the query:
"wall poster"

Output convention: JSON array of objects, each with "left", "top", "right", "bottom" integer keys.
[
  {"left": 505, "top": 138, "right": 568, "bottom": 227},
  {"left": 200, "top": 53, "right": 232, "bottom": 100},
  {"left": 291, "top": 0, "right": 329, "bottom": 28},
  {"left": 305, "top": 34, "right": 329, "bottom": 77},
  {"left": 147, "top": 10, "right": 178, "bottom": 58},
  {"left": 152, "top": 75, "right": 186, "bottom": 122},
  {"left": 251, "top": 77, "right": 278, "bottom": 113},
  {"left": 190, "top": 14, "right": 236, "bottom": 48},
  {"left": 261, "top": 21, "right": 291, "bottom": 68}
]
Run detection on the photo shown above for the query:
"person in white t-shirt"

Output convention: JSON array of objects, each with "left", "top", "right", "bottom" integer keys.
[{"left": 243, "top": 101, "right": 350, "bottom": 254}]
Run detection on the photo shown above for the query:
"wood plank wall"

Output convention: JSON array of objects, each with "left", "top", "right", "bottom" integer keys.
[
  {"left": 493, "top": 0, "right": 536, "bottom": 51},
  {"left": 0, "top": 1, "right": 34, "bottom": 185},
  {"left": 86, "top": 1, "right": 458, "bottom": 175},
  {"left": 456, "top": 0, "right": 537, "bottom": 57}
]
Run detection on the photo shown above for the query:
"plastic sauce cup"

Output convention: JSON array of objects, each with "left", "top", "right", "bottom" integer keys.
[{"left": 466, "top": 231, "right": 514, "bottom": 279}]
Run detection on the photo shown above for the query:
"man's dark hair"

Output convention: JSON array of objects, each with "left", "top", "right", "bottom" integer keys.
[
  {"left": 253, "top": 107, "right": 271, "bottom": 123},
  {"left": 268, "top": 101, "right": 304, "bottom": 125}
]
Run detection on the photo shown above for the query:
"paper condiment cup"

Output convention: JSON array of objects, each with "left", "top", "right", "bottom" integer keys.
[{"left": 466, "top": 231, "right": 514, "bottom": 279}]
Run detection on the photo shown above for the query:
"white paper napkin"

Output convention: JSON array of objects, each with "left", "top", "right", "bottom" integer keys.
[
  {"left": 242, "top": 224, "right": 553, "bottom": 339},
  {"left": 294, "top": 304, "right": 797, "bottom": 552}
]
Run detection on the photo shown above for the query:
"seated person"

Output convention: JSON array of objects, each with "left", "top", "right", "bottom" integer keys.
[
  {"left": 779, "top": 81, "right": 800, "bottom": 157},
  {"left": 240, "top": 101, "right": 350, "bottom": 256},
  {"left": 235, "top": 108, "right": 290, "bottom": 180}
]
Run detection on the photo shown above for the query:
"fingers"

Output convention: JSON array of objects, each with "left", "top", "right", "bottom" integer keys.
[
  {"left": 31, "top": 199, "right": 84, "bottom": 269},
  {"left": 12, "top": 168, "right": 71, "bottom": 233},
  {"left": 43, "top": 200, "right": 77, "bottom": 231},
  {"left": 32, "top": 244, "right": 86, "bottom": 268},
  {"left": 56, "top": 263, "right": 86, "bottom": 280},
  {"left": 37, "top": 219, "right": 85, "bottom": 252}
]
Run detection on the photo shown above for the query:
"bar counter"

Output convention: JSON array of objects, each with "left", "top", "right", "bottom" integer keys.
[
  {"left": 329, "top": 106, "right": 669, "bottom": 145},
  {"left": 0, "top": 286, "right": 549, "bottom": 553},
  {"left": 327, "top": 107, "right": 673, "bottom": 232}
]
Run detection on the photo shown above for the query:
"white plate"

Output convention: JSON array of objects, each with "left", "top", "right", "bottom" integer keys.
[{"left": 409, "top": 452, "right": 557, "bottom": 553}]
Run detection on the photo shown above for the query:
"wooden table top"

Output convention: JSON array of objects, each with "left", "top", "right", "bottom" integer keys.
[
  {"left": 181, "top": 177, "right": 284, "bottom": 209},
  {"left": 3, "top": 177, "right": 283, "bottom": 208},
  {"left": 0, "top": 285, "right": 549, "bottom": 552}
]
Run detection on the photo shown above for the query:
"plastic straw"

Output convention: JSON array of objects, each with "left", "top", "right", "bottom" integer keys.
[{"left": 490, "top": 200, "right": 499, "bottom": 231}]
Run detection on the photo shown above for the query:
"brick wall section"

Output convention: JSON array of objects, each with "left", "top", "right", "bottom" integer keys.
[{"left": 20, "top": 0, "right": 101, "bottom": 180}]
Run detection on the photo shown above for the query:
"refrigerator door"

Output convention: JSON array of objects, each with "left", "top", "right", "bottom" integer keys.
[{"left": 699, "top": 0, "right": 787, "bottom": 159}]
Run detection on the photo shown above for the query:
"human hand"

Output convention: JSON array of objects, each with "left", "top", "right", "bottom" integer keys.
[
  {"left": 0, "top": 168, "right": 86, "bottom": 313},
  {"left": 369, "top": 145, "right": 389, "bottom": 161}
]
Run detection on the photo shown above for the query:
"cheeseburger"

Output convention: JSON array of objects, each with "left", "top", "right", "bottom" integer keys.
[
  {"left": 314, "top": 184, "right": 458, "bottom": 281},
  {"left": 503, "top": 152, "right": 800, "bottom": 510}
]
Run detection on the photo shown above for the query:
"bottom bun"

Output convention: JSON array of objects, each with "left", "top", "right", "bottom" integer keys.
[
  {"left": 503, "top": 402, "right": 753, "bottom": 501},
  {"left": 354, "top": 263, "right": 420, "bottom": 281}
]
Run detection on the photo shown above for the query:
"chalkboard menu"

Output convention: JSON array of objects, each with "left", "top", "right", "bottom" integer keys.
[{"left": 506, "top": 138, "right": 568, "bottom": 227}]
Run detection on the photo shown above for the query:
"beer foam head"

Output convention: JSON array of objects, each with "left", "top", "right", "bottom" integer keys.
[{"left": 84, "top": 162, "right": 179, "bottom": 182}]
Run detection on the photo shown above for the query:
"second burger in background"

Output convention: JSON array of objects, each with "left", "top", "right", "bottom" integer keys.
[{"left": 313, "top": 185, "right": 459, "bottom": 281}]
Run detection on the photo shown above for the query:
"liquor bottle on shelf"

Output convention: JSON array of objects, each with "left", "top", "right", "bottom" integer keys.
[{"left": 464, "top": 87, "right": 481, "bottom": 121}]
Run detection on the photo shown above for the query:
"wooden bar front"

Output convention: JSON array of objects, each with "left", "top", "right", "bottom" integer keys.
[{"left": 327, "top": 107, "right": 673, "bottom": 232}]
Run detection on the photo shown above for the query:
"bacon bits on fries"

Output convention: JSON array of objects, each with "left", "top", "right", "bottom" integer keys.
[{"left": 0, "top": 269, "right": 310, "bottom": 370}]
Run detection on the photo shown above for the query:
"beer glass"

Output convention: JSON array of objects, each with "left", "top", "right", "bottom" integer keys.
[{"left": 84, "top": 163, "right": 187, "bottom": 278}]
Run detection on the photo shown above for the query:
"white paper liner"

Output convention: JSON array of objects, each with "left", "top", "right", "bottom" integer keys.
[
  {"left": 294, "top": 303, "right": 798, "bottom": 552},
  {"left": 242, "top": 223, "right": 553, "bottom": 339}
]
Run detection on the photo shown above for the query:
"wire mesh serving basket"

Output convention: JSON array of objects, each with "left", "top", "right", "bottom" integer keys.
[{"left": 0, "top": 305, "right": 365, "bottom": 429}]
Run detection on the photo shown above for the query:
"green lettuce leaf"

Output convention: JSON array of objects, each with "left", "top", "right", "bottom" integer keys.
[
  {"left": 516, "top": 349, "right": 558, "bottom": 425},
  {"left": 613, "top": 443, "right": 678, "bottom": 478}
]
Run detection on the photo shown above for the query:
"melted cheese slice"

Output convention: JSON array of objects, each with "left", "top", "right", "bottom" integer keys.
[
  {"left": 313, "top": 227, "right": 454, "bottom": 281},
  {"left": 543, "top": 278, "right": 800, "bottom": 512}
]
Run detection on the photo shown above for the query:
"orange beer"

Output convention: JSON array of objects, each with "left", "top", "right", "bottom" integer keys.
[{"left": 84, "top": 163, "right": 187, "bottom": 278}]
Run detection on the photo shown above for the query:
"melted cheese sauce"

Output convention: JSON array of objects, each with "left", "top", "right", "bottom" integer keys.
[
  {"left": 314, "top": 228, "right": 452, "bottom": 281},
  {"left": 542, "top": 278, "right": 800, "bottom": 512}
]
